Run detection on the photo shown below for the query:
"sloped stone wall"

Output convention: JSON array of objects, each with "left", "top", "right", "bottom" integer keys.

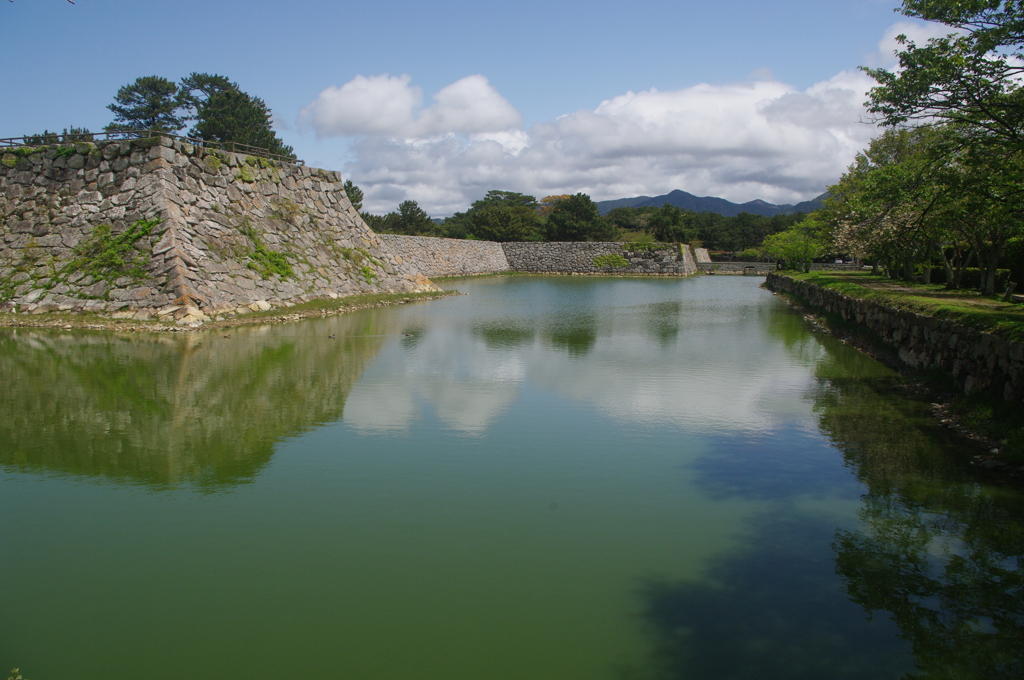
[
  {"left": 502, "top": 242, "right": 697, "bottom": 275},
  {"left": 0, "top": 136, "right": 434, "bottom": 323},
  {"left": 373, "top": 238, "right": 699, "bottom": 277},
  {"left": 378, "top": 234, "right": 510, "bottom": 276},
  {"left": 766, "top": 273, "right": 1024, "bottom": 403}
]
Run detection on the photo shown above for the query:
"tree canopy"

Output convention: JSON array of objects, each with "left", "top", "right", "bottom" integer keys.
[
  {"left": 104, "top": 72, "right": 294, "bottom": 158},
  {"left": 864, "top": 0, "right": 1024, "bottom": 148},
  {"left": 830, "top": 1, "right": 1024, "bottom": 293},
  {"left": 105, "top": 76, "right": 186, "bottom": 132}
]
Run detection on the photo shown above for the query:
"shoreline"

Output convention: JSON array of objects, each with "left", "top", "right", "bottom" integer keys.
[
  {"left": 764, "top": 282, "right": 1024, "bottom": 482},
  {"left": 0, "top": 289, "right": 461, "bottom": 334}
]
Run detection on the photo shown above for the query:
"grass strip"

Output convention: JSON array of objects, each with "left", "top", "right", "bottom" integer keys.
[{"left": 785, "top": 271, "right": 1024, "bottom": 342}]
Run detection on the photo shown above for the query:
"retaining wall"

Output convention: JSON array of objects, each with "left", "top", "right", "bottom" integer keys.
[
  {"left": 0, "top": 136, "right": 434, "bottom": 324},
  {"left": 377, "top": 234, "right": 510, "bottom": 277},
  {"left": 699, "top": 262, "right": 772, "bottom": 275},
  {"left": 766, "top": 273, "right": 1024, "bottom": 403},
  {"left": 502, "top": 242, "right": 697, "bottom": 275}
]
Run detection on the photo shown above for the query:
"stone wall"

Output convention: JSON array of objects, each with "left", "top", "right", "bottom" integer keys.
[
  {"left": 766, "top": 272, "right": 1024, "bottom": 403},
  {"left": 378, "top": 234, "right": 510, "bottom": 277},
  {"left": 1, "top": 136, "right": 434, "bottom": 324},
  {"left": 502, "top": 242, "right": 697, "bottom": 275},
  {"left": 699, "top": 262, "right": 772, "bottom": 275}
]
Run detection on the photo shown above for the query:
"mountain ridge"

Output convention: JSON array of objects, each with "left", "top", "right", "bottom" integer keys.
[{"left": 595, "top": 189, "right": 826, "bottom": 217}]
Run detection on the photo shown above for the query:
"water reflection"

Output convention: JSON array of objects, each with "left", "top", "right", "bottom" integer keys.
[
  {"left": 0, "top": 311, "right": 396, "bottom": 487},
  {"left": 637, "top": 314, "right": 1024, "bottom": 679},
  {"left": 816, "top": 360, "right": 1024, "bottom": 679},
  {"left": 348, "top": 277, "right": 828, "bottom": 435},
  {"left": 637, "top": 510, "right": 913, "bottom": 680}
]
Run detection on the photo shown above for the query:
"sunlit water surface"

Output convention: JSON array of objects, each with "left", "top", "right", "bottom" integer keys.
[{"left": 2, "top": 276, "right": 1022, "bottom": 679}]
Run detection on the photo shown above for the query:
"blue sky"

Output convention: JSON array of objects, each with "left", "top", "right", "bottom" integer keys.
[{"left": 1, "top": 0, "right": 947, "bottom": 214}]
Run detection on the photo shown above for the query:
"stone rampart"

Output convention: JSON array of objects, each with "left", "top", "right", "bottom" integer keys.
[
  {"left": 0, "top": 136, "right": 434, "bottom": 324},
  {"left": 502, "top": 242, "right": 697, "bottom": 275},
  {"left": 699, "top": 262, "right": 772, "bottom": 275},
  {"left": 378, "top": 234, "right": 510, "bottom": 277},
  {"left": 766, "top": 272, "right": 1024, "bottom": 403}
]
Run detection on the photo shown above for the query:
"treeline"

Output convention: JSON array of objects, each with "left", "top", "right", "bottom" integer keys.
[
  {"left": 762, "top": 0, "right": 1024, "bottom": 294},
  {"left": 24, "top": 73, "right": 293, "bottom": 159},
  {"left": 352, "top": 187, "right": 806, "bottom": 252}
]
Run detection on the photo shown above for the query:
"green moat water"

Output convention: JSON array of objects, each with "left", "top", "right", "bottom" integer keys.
[{"left": 2, "top": 276, "right": 1022, "bottom": 679}]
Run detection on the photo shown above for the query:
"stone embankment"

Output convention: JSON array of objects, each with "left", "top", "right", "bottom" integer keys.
[
  {"left": 375, "top": 238, "right": 698, "bottom": 277},
  {"left": 1, "top": 136, "right": 435, "bottom": 325},
  {"left": 378, "top": 234, "right": 510, "bottom": 277},
  {"left": 766, "top": 272, "right": 1024, "bottom": 403},
  {"left": 502, "top": 242, "right": 696, "bottom": 275},
  {"left": 699, "top": 262, "right": 773, "bottom": 275}
]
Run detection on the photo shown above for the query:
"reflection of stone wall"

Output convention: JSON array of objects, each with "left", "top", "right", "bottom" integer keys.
[
  {"left": 767, "top": 273, "right": 1024, "bottom": 402},
  {"left": 0, "top": 311, "right": 398, "bottom": 486},
  {"left": 0, "top": 137, "right": 435, "bottom": 320},
  {"left": 378, "top": 234, "right": 510, "bottom": 276}
]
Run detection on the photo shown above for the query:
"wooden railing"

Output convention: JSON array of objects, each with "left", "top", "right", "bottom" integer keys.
[{"left": 0, "top": 129, "right": 303, "bottom": 165}]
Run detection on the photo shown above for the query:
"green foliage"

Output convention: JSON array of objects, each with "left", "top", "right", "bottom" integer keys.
[
  {"left": 785, "top": 270, "right": 1024, "bottom": 341},
  {"left": 593, "top": 253, "right": 629, "bottom": 268},
  {"left": 760, "top": 218, "right": 824, "bottom": 272},
  {"left": 63, "top": 218, "right": 162, "bottom": 285},
  {"left": 647, "top": 203, "right": 689, "bottom": 242},
  {"left": 8, "top": 669, "right": 26, "bottom": 680},
  {"left": 365, "top": 200, "right": 438, "bottom": 236},
  {"left": 863, "top": 0, "right": 1024, "bottom": 146},
  {"left": 343, "top": 179, "right": 363, "bottom": 212},
  {"left": 24, "top": 127, "right": 93, "bottom": 145},
  {"left": 465, "top": 190, "right": 541, "bottom": 241},
  {"left": 234, "top": 165, "right": 256, "bottom": 183},
  {"left": 336, "top": 246, "right": 381, "bottom": 283},
  {"left": 606, "top": 204, "right": 798, "bottom": 250},
  {"left": 239, "top": 219, "right": 294, "bottom": 279},
  {"left": 203, "top": 152, "right": 224, "bottom": 171},
  {"left": 106, "top": 76, "right": 185, "bottom": 132},
  {"left": 191, "top": 84, "right": 295, "bottom": 159},
  {"left": 544, "top": 193, "right": 613, "bottom": 241},
  {"left": 177, "top": 72, "right": 236, "bottom": 119}
]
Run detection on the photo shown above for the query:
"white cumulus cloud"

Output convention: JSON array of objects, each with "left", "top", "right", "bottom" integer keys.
[
  {"left": 865, "top": 20, "right": 965, "bottom": 68},
  {"left": 299, "top": 74, "right": 521, "bottom": 139},
  {"left": 300, "top": 24, "right": 929, "bottom": 216}
]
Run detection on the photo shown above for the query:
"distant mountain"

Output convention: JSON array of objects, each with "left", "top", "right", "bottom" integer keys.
[{"left": 595, "top": 190, "right": 827, "bottom": 218}]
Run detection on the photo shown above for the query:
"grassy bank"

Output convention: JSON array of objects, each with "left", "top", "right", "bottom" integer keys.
[
  {"left": 786, "top": 270, "right": 1024, "bottom": 341},
  {"left": 776, "top": 271, "right": 1024, "bottom": 469}
]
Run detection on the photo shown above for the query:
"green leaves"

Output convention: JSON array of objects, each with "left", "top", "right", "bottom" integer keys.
[
  {"left": 466, "top": 191, "right": 540, "bottom": 241},
  {"left": 106, "top": 76, "right": 186, "bottom": 133},
  {"left": 105, "top": 73, "right": 294, "bottom": 159},
  {"left": 864, "top": 1, "right": 1024, "bottom": 147},
  {"left": 760, "top": 218, "right": 824, "bottom": 272},
  {"left": 64, "top": 218, "right": 162, "bottom": 286}
]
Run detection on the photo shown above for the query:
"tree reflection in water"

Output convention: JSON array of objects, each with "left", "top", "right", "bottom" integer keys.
[
  {"left": 0, "top": 310, "right": 396, "bottom": 489},
  {"left": 636, "top": 327, "right": 1024, "bottom": 679},
  {"left": 823, "top": 379, "right": 1024, "bottom": 678}
]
